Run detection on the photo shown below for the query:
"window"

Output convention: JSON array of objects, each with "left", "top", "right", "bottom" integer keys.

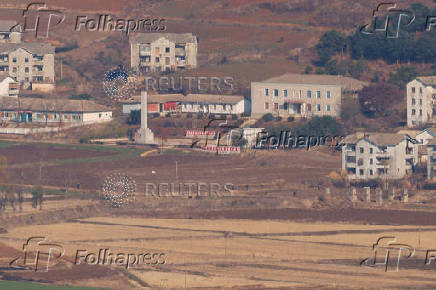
[
  {"left": 274, "top": 103, "right": 279, "bottom": 110},
  {"left": 63, "top": 114, "right": 67, "bottom": 119},
  {"left": 419, "top": 109, "right": 422, "bottom": 116},
  {"left": 265, "top": 102, "right": 269, "bottom": 110},
  {"left": 420, "top": 87, "right": 423, "bottom": 94},
  {"left": 359, "top": 147, "right": 364, "bottom": 153},
  {"left": 165, "top": 57, "right": 170, "bottom": 65},
  {"left": 359, "top": 169, "right": 364, "bottom": 175},
  {"left": 274, "top": 89, "right": 278, "bottom": 97},
  {"left": 165, "top": 47, "right": 170, "bottom": 53},
  {"left": 223, "top": 105, "right": 227, "bottom": 110},
  {"left": 370, "top": 148, "right": 373, "bottom": 154},
  {"left": 317, "top": 104, "right": 321, "bottom": 111},
  {"left": 36, "top": 113, "right": 41, "bottom": 119},
  {"left": 99, "top": 113, "right": 102, "bottom": 118},
  {"left": 155, "top": 57, "right": 160, "bottom": 63},
  {"left": 326, "top": 104, "right": 331, "bottom": 111},
  {"left": 420, "top": 99, "right": 422, "bottom": 105},
  {"left": 327, "top": 91, "right": 331, "bottom": 98},
  {"left": 25, "top": 67, "right": 29, "bottom": 73},
  {"left": 25, "top": 57, "right": 28, "bottom": 63},
  {"left": 265, "top": 89, "right": 269, "bottom": 96},
  {"left": 412, "top": 98, "right": 415, "bottom": 105},
  {"left": 283, "top": 90, "right": 288, "bottom": 97},
  {"left": 284, "top": 103, "right": 288, "bottom": 110},
  {"left": 412, "top": 87, "right": 415, "bottom": 93},
  {"left": 12, "top": 57, "right": 16, "bottom": 63},
  {"left": 317, "top": 91, "right": 321, "bottom": 98},
  {"left": 370, "top": 169, "right": 373, "bottom": 176},
  {"left": 307, "top": 90, "right": 312, "bottom": 98},
  {"left": 412, "top": 109, "right": 416, "bottom": 115},
  {"left": 370, "top": 159, "right": 373, "bottom": 165},
  {"left": 307, "top": 104, "right": 311, "bottom": 112},
  {"left": 12, "top": 67, "right": 17, "bottom": 73}
]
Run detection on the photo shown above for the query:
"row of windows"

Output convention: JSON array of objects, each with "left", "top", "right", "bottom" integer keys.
[
  {"left": 265, "top": 88, "right": 331, "bottom": 99},
  {"left": 358, "top": 147, "right": 374, "bottom": 154},
  {"left": 140, "top": 46, "right": 171, "bottom": 53},
  {"left": 411, "top": 98, "right": 423, "bottom": 106},
  {"left": 411, "top": 109, "right": 423, "bottom": 116},
  {"left": 359, "top": 169, "right": 374, "bottom": 176},
  {"left": 411, "top": 87, "right": 423, "bottom": 94},
  {"left": 265, "top": 102, "right": 331, "bottom": 112}
]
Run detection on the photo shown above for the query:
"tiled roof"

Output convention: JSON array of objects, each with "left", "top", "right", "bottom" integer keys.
[
  {"left": 343, "top": 132, "right": 405, "bottom": 146},
  {"left": 0, "top": 43, "right": 55, "bottom": 55},
  {"left": 0, "top": 97, "right": 111, "bottom": 112},
  {"left": 417, "top": 76, "right": 436, "bottom": 87},
  {"left": 260, "top": 73, "right": 368, "bottom": 91},
  {"left": 130, "top": 33, "right": 197, "bottom": 44},
  {"left": 121, "top": 93, "right": 245, "bottom": 105}
]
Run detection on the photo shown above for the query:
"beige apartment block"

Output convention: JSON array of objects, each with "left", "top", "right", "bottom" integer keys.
[
  {"left": 0, "top": 43, "right": 55, "bottom": 85},
  {"left": 407, "top": 77, "right": 436, "bottom": 128},
  {"left": 130, "top": 33, "right": 197, "bottom": 73},
  {"left": 342, "top": 133, "right": 418, "bottom": 180},
  {"left": 0, "top": 20, "right": 21, "bottom": 43},
  {"left": 251, "top": 73, "right": 367, "bottom": 119}
]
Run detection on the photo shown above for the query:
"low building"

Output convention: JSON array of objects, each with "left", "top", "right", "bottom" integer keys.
[
  {"left": 251, "top": 73, "right": 368, "bottom": 118},
  {"left": 0, "top": 74, "right": 18, "bottom": 97},
  {"left": 121, "top": 94, "right": 250, "bottom": 116},
  {"left": 0, "top": 97, "right": 112, "bottom": 124},
  {"left": 407, "top": 76, "right": 436, "bottom": 128},
  {"left": 342, "top": 132, "right": 418, "bottom": 180},
  {"left": 0, "top": 20, "right": 21, "bottom": 43},
  {"left": 130, "top": 33, "right": 197, "bottom": 73}
]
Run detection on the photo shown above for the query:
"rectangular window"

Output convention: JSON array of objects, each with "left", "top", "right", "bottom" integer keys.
[
  {"left": 265, "top": 102, "right": 269, "bottom": 110},
  {"left": 165, "top": 47, "right": 170, "bottom": 53},
  {"left": 420, "top": 99, "right": 422, "bottom": 105},
  {"left": 25, "top": 58, "right": 28, "bottom": 63},
  {"left": 265, "top": 89, "right": 269, "bottom": 96},
  {"left": 370, "top": 148, "right": 373, "bottom": 154},
  {"left": 420, "top": 87, "right": 423, "bottom": 94},
  {"left": 370, "top": 159, "right": 373, "bottom": 165},
  {"left": 307, "top": 90, "right": 312, "bottom": 98},
  {"left": 360, "top": 147, "right": 364, "bottom": 153},
  {"left": 419, "top": 109, "right": 422, "bottom": 116},
  {"left": 274, "top": 89, "right": 278, "bottom": 97},
  {"left": 283, "top": 90, "right": 288, "bottom": 97},
  {"left": 155, "top": 57, "right": 160, "bottom": 63},
  {"left": 327, "top": 91, "right": 331, "bottom": 98},
  {"left": 412, "top": 98, "right": 415, "bottom": 105},
  {"left": 274, "top": 103, "right": 279, "bottom": 110},
  {"left": 307, "top": 104, "right": 311, "bottom": 112},
  {"left": 12, "top": 57, "right": 16, "bottom": 63},
  {"left": 412, "top": 109, "right": 416, "bottom": 115},
  {"left": 359, "top": 169, "right": 364, "bottom": 175},
  {"left": 326, "top": 104, "right": 331, "bottom": 111},
  {"left": 370, "top": 169, "right": 373, "bottom": 176},
  {"left": 317, "top": 91, "right": 321, "bottom": 98},
  {"left": 412, "top": 87, "right": 415, "bottom": 93},
  {"left": 317, "top": 104, "right": 321, "bottom": 111},
  {"left": 25, "top": 67, "right": 29, "bottom": 73}
]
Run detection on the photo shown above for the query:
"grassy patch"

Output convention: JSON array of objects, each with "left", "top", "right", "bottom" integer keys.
[{"left": 0, "top": 281, "right": 106, "bottom": 290}]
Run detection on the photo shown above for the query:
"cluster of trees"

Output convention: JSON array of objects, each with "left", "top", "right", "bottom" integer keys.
[{"left": 315, "top": 3, "right": 436, "bottom": 68}]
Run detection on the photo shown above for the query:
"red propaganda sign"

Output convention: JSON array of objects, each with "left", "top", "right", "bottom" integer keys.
[
  {"left": 186, "top": 130, "right": 216, "bottom": 137},
  {"left": 201, "top": 145, "right": 240, "bottom": 154}
]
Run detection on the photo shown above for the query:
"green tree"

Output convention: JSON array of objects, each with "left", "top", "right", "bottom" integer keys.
[{"left": 315, "top": 30, "right": 347, "bottom": 66}]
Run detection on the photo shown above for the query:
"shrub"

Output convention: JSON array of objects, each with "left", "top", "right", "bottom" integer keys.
[
  {"left": 287, "top": 116, "right": 295, "bottom": 122},
  {"left": 262, "top": 113, "right": 274, "bottom": 122},
  {"left": 276, "top": 116, "right": 282, "bottom": 122}
]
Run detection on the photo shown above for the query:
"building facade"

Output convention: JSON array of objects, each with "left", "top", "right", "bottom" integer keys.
[
  {"left": 251, "top": 74, "right": 368, "bottom": 118},
  {"left": 130, "top": 33, "right": 197, "bottom": 73},
  {"left": 0, "top": 74, "right": 18, "bottom": 97},
  {"left": 407, "top": 77, "right": 436, "bottom": 128},
  {"left": 0, "top": 43, "right": 55, "bottom": 85},
  {"left": 0, "top": 21, "right": 21, "bottom": 44},
  {"left": 342, "top": 133, "right": 417, "bottom": 180},
  {"left": 0, "top": 97, "right": 112, "bottom": 124}
]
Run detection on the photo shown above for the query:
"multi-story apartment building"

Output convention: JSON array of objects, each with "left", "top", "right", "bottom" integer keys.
[
  {"left": 0, "top": 43, "right": 55, "bottom": 84},
  {"left": 407, "top": 77, "right": 436, "bottom": 128},
  {"left": 251, "top": 74, "right": 368, "bottom": 118},
  {"left": 130, "top": 33, "right": 197, "bottom": 73},
  {"left": 0, "top": 20, "right": 21, "bottom": 43},
  {"left": 342, "top": 133, "right": 418, "bottom": 180}
]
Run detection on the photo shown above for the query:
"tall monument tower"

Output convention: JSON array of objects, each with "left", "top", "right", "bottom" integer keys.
[{"left": 135, "top": 91, "right": 155, "bottom": 144}]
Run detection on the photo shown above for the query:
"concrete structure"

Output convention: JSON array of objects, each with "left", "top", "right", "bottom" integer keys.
[
  {"left": 135, "top": 91, "right": 155, "bottom": 144},
  {"left": 0, "top": 43, "right": 55, "bottom": 85},
  {"left": 0, "top": 74, "right": 18, "bottom": 97},
  {"left": 130, "top": 33, "right": 197, "bottom": 73},
  {"left": 251, "top": 73, "right": 368, "bottom": 118},
  {"left": 121, "top": 94, "right": 250, "bottom": 116},
  {"left": 0, "top": 21, "right": 21, "bottom": 43},
  {"left": 0, "top": 97, "right": 112, "bottom": 124},
  {"left": 342, "top": 133, "right": 418, "bottom": 180},
  {"left": 426, "top": 138, "right": 436, "bottom": 180},
  {"left": 407, "top": 76, "right": 436, "bottom": 128}
]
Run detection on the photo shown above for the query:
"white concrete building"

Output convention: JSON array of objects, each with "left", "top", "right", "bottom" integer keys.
[
  {"left": 0, "top": 20, "right": 21, "bottom": 44},
  {"left": 342, "top": 133, "right": 418, "bottom": 180},
  {"left": 0, "top": 74, "right": 18, "bottom": 97},
  {"left": 251, "top": 73, "right": 368, "bottom": 118},
  {"left": 130, "top": 33, "right": 197, "bottom": 73},
  {"left": 407, "top": 76, "right": 436, "bottom": 128}
]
